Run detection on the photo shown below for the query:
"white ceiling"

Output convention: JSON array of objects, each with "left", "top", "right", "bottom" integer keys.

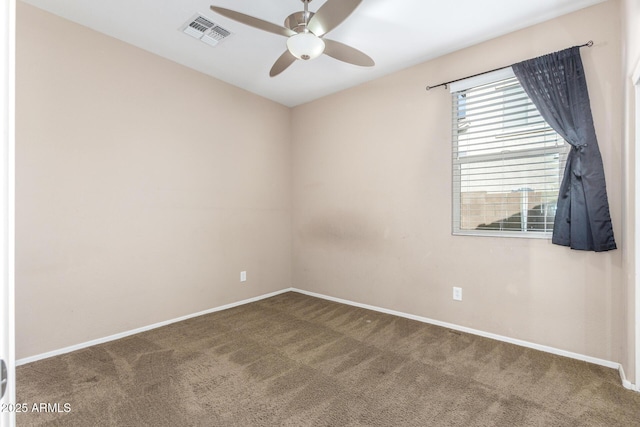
[{"left": 21, "top": 0, "right": 605, "bottom": 107}]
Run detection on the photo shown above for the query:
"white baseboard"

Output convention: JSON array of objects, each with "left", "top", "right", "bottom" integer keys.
[
  {"left": 16, "top": 288, "right": 294, "bottom": 366},
  {"left": 291, "top": 288, "right": 638, "bottom": 391},
  {"left": 619, "top": 364, "right": 639, "bottom": 392},
  {"left": 16, "top": 286, "right": 639, "bottom": 393}
]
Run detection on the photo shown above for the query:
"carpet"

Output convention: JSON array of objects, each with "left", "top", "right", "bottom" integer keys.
[{"left": 15, "top": 291, "right": 640, "bottom": 426}]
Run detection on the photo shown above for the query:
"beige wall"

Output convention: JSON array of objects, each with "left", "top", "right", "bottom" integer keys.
[
  {"left": 622, "top": 0, "right": 640, "bottom": 382},
  {"left": 16, "top": 3, "right": 292, "bottom": 359},
  {"left": 292, "top": 0, "right": 626, "bottom": 365},
  {"left": 623, "top": 0, "right": 640, "bottom": 75}
]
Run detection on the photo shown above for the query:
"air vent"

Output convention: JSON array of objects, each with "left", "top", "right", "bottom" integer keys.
[
  {"left": 181, "top": 14, "right": 231, "bottom": 46},
  {"left": 201, "top": 26, "right": 231, "bottom": 46}
]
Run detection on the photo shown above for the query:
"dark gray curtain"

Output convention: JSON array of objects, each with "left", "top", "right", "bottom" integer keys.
[{"left": 512, "top": 47, "right": 616, "bottom": 252}]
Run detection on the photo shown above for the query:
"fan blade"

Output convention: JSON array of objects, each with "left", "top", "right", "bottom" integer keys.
[
  {"left": 323, "top": 39, "right": 374, "bottom": 67},
  {"left": 307, "top": 0, "right": 363, "bottom": 38},
  {"left": 270, "top": 50, "right": 297, "bottom": 77},
  {"left": 210, "top": 6, "right": 295, "bottom": 38}
]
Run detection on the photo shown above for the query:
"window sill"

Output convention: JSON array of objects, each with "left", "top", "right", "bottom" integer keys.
[{"left": 453, "top": 229, "right": 552, "bottom": 239}]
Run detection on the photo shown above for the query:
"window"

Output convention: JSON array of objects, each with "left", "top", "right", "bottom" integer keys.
[{"left": 451, "top": 68, "right": 569, "bottom": 237}]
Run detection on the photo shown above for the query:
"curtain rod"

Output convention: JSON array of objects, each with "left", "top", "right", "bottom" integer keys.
[{"left": 425, "top": 40, "right": 593, "bottom": 91}]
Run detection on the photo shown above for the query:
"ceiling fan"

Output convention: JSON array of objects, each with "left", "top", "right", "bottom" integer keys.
[{"left": 210, "top": 0, "right": 374, "bottom": 77}]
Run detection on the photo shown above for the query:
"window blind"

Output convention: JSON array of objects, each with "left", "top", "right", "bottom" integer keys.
[{"left": 452, "top": 70, "right": 568, "bottom": 236}]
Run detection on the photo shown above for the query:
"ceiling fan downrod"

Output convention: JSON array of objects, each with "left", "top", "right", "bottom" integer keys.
[{"left": 302, "top": 0, "right": 311, "bottom": 31}]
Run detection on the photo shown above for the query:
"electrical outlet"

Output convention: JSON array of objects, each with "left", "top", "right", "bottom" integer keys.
[
  {"left": 240, "top": 271, "right": 247, "bottom": 282},
  {"left": 453, "top": 287, "right": 462, "bottom": 301}
]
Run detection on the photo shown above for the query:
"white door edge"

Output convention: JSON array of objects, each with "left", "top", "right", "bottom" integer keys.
[{"left": 0, "top": 0, "right": 15, "bottom": 426}]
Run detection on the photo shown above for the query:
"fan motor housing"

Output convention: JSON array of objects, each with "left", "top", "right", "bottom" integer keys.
[{"left": 284, "top": 11, "right": 315, "bottom": 33}]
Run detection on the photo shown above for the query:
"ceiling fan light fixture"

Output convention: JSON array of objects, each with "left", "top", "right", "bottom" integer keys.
[{"left": 286, "top": 32, "right": 325, "bottom": 60}]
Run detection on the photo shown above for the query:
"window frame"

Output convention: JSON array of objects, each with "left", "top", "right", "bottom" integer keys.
[{"left": 450, "top": 68, "right": 568, "bottom": 239}]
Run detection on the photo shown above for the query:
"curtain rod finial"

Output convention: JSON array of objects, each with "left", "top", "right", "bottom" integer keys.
[{"left": 587, "top": 40, "right": 593, "bottom": 47}]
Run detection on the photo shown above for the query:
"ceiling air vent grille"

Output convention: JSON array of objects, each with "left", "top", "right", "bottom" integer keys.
[
  {"left": 202, "top": 26, "right": 231, "bottom": 46},
  {"left": 181, "top": 14, "right": 231, "bottom": 46}
]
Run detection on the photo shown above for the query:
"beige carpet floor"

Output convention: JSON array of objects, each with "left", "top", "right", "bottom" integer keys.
[{"left": 15, "top": 291, "right": 640, "bottom": 426}]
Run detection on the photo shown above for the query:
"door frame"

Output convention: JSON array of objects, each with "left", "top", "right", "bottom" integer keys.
[{"left": 0, "top": 0, "right": 15, "bottom": 425}]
